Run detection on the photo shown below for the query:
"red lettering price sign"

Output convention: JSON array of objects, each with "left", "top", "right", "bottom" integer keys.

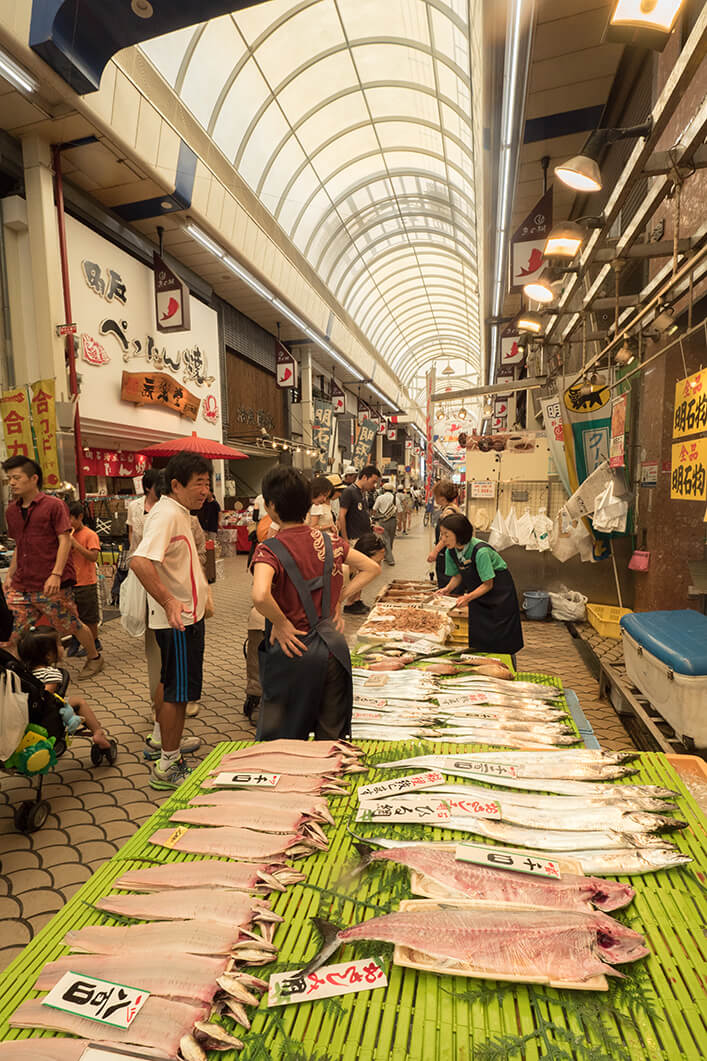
[
  {"left": 673, "top": 370, "right": 707, "bottom": 439},
  {"left": 42, "top": 973, "right": 149, "bottom": 1029},
  {"left": 357, "top": 771, "right": 444, "bottom": 801},
  {"left": 455, "top": 843, "right": 562, "bottom": 879},
  {"left": 210, "top": 772, "right": 281, "bottom": 788},
  {"left": 268, "top": 956, "right": 387, "bottom": 1007},
  {"left": 447, "top": 797, "right": 502, "bottom": 819}
]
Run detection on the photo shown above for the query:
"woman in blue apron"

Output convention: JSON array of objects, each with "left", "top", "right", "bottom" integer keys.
[
  {"left": 251, "top": 467, "right": 381, "bottom": 741},
  {"left": 436, "top": 513, "right": 523, "bottom": 660}
]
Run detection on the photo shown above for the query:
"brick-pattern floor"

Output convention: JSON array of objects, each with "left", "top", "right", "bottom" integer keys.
[{"left": 0, "top": 513, "right": 632, "bottom": 971}]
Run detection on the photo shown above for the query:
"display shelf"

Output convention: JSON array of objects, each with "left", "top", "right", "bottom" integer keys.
[{"left": 0, "top": 744, "right": 705, "bottom": 1060}]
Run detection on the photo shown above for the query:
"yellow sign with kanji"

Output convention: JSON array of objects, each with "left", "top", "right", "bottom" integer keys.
[
  {"left": 0, "top": 387, "right": 34, "bottom": 461},
  {"left": 670, "top": 437, "right": 707, "bottom": 501},
  {"left": 30, "top": 378, "right": 61, "bottom": 490},
  {"left": 673, "top": 369, "right": 707, "bottom": 439}
]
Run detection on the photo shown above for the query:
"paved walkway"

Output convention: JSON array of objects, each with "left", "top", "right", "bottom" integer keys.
[{"left": 0, "top": 513, "right": 632, "bottom": 971}]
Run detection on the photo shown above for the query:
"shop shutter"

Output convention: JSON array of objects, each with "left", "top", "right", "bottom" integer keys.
[{"left": 218, "top": 297, "right": 277, "bottom": 374}]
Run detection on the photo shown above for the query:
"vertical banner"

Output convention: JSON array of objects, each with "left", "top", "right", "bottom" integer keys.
[
  {"left": 331, "top": 382, "right": 345, "bottom": 415},
  {"left": 500, "top": 325, "right": 524, "bottom": 365},
  {"left": 563, "top": 376, "right": 612, "bottom": 487},
  {"left": 353, "top": 418, "right": 378, "bottom": 465},
  {"left": 312, "top": 399, "right": 333, "bottom": 472},
  {"left": 510, "top": 188, "right": 553, "bottom": 292},
  {"left": 276, "top": 342, "right": 296, "bottom": 388},
  {"left": 425, "top": 368, "right": 435, "bottom": 501},
  {"left": 609, "top": 394, "right": 628, "bottom": 468},
  {"left": 29, "top": 379, "right": 61, "bottom": 489},
  {"left": 0, "top": 387, "right": 35, "bottom": 462},
  {"left": 673, "top": 369, "right": 706, "bottom": 438},
  {"left": 539, "top": 396, "right": 571, "bottom": 495}
]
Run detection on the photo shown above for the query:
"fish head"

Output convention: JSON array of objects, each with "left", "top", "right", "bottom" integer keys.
[
  {"left": 626, "top": 813, "right": 688, "bottom": 833},
  {"left": 594, "top": 916, "right": 650, "bottom": 965},
  {"left": 588, "top": 879, "right": 636, "bottom": 912}
]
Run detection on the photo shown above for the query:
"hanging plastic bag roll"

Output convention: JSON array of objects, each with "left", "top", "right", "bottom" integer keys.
[{"left": 488, "top": 509, "right": 514, "bottom": 551}]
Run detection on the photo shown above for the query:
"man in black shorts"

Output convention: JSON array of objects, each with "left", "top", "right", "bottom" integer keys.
[
  {"left": 131, "top": 452, "right": 210, "bottom": 790},
  {"left": 337, "top": 464, "right": 380, "bottom": 614}
]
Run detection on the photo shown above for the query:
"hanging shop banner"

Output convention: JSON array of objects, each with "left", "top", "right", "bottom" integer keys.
[
  {"left": 81, "top": 448, "right": 148, "bottom": 478},
  {"left": 276, "top": 342, "right": 296, "bottom": 388},
  {"left": 378, "top": 418, "right": 387, "bottom": 434},
  {"left": 609, "top": 394, "right": 628, "bottom": 468},
  {"left": 387, "top": 426, "right": 397, "bottom": 441},
  {"left": 500, "top": 326, "right": 523, "bottom": 365},
  {"left": 562, "top": 376, "right": 611, "bottom": 488},
  {"left": 673, "top": 369, "right": 706, "bottom": 439},
  {"left": 331, "top": 382, "right": 345, "bottom": 414},
  {"left": 29, "top": 379, "right": 61, "bottom": 490},
  {"left": 510, "top": 187, "right": 553, "bottom": 293},
  {"left": 353, "top": 418, "right": 378, "bottom": 465},
  {"left": 358, "top": 399, "right": 372, "bottom": 425},
  {"left": 670, "top": 438, "right": 707, "bottom": 501},
  {"left": 312, "top": 399, "right": 334, "bottom": 471},
  {"left": 120, "top": 371, "right": 200, "bottom": 421},
  {"left": 539, "top": 396, "right": 571, "bottom": 496},
  {"left": 426, "top": 368, "right": 435, "bottom": 501},
  {"left": 153, "top": 253, "right": 191, "bottom": 333},
  {"left": 0, "top": 387, "right": 35, "bottom": 460}
]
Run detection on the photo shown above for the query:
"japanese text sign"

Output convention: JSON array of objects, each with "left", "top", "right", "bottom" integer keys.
[
  {"left": 0, "top": 387, "right": 34, "bottom": 461},
  {"left": 30, "top": 378, "right": 61, "bottom": 489},
  {"left": 357, "top": 799, "right": 453, "bottom": 823},
  {"left": 357, "top": 771, "right": 444, "bottom": 801},
  {"left": 510, "top": 187, "right": 552, "bottom": 292},
  {"left": 353, "top": 696, "right": 387, "bottom": 709},
  {"left": 450, "top": 759, "right": 518, "bottom": 778},
  {"left": 670, "top": 438, "right": 707, "bottom": 501},
  {"left": 470, "top": 481, "right": 496, "bottom": 498},
  {"left": 42, "top": 972, "right": 149, "bottom": 1029},
  {"left": 153, "top": 252, "right": 190, "bottom": 333},
  {"left": 121, "top": 371, "right": 200, "bottom": 421},
  {"left": 673, "top": 370, "right": 706, "bottom": 439},
  {"left": 161, "top": 825, "right": 189, "bottom": 848},
  {"left": 609, "top": 394, "right": 627, "bottom": 469},
  {"left": 455, "top": 843, "right": 562, "bottom": 879},
  {"left": 210, "top": 772, "right": 281, "bottom": 788},
  {"left": 268, "top": 956, "right": 387, "bottom": 1007},
  {"left": 313, "top": 399, "right": 334, "bottom": 470},
  {"left": 435, "top": 693, "right": 492, "bottom": 708},
  {"left": 353, "top": 418, "right": 378, "bottom": 465}
]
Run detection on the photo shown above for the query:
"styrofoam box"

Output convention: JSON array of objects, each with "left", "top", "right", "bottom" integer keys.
[{"left": 622, "top": 627, "right": 707, "bottom": 746}]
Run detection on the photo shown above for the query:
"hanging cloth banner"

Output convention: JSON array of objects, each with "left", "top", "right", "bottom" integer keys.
[
  {"left": 331, "top": 382, "right": 345, "bottom": 414},
  {"left": 562, "top": 375, "right": 612, "bottom": 488},
  {"left": 353, "top": 418, "right": 378, "bottom": 465},
  {"left": 539, "top": 396, "right": 571, "bottom": 496},
  {"left": 0, "top": 386, "right": 35, "bottom": 462},
  {"left": 510, "top": 188, "right": 553, "bottom": 293},
  {"left": 312, "top": 398, "right": 334, "bottom": 471},
  {"left": 29, "top": 379, "right": 61, "bottom": 489}
]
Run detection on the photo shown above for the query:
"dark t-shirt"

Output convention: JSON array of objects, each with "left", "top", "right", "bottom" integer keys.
[
  {"left": 197, "top": 498, "right": 221, "bottom": 533},
  {"left": 5, "top": 492, "right": 75, "bottom": 591},
  {"left": 340, "top": 483, "right": 371, "bottom": 540}
]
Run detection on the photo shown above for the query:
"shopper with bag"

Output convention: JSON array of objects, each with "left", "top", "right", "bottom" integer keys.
[
  {"left": 435, "top": 513, "right": 523, "bottom": 660},
  {"left": 371, "top": 481, "right": 397, "bottom": 565}
]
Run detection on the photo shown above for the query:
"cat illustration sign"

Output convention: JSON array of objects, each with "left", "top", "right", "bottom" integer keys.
[{"left": 153, "top": 253, "right": 191, "bottom": 333}]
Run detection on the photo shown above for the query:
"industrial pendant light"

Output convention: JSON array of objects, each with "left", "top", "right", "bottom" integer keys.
[
  {"left": 555, "top": 122, "right": 652, "bottom": 193},
  {"left": 615, "top": 339, "right": 637, "bottom": 366},
  {"left": 543, "top": 221, "right": 585, "bottom": 260},
  {"left": 516, "top": 311, "right": 544, "bottom": 334},
  {"left": 523, "top": 267, "right": 560, "bottom": 304},
  {"left": 607, "top": 0, "right": 684, "bottom": 50},
  {"left": 441, "top": 361, "right": 454, "bottom": 375}
]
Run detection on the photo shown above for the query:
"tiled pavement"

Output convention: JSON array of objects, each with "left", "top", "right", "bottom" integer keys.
[{"left": 0, "top": 515, "right": 632, "bottom": 972}]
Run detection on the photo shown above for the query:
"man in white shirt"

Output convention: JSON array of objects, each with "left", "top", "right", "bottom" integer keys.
[
  {"left": 372, "top": 481, "right": 398, "bottom": 565},
  {"left": 131, "top": 452, "right": 210, "bottom": 790}
]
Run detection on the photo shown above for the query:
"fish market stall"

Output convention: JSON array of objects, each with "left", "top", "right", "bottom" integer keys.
[{"left": 0, "top": 741, "right": 705, "bottom": 1060}]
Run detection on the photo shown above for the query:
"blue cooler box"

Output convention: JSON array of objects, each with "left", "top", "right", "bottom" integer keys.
[{"left": 620, "top": 610, "right": 707, "bottom": 746}]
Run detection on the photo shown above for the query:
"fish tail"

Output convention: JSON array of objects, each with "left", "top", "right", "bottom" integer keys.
[
  {"left": 295, "top": 918, "right": 343, "bottom": 978},
  {"left": 353, "top": 842, "right": 376, "bottom": 870}
]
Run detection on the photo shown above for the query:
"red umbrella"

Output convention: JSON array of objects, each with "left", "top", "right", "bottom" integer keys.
[{"left": 141, "top": 431, "right": 247, "bottom": 460}]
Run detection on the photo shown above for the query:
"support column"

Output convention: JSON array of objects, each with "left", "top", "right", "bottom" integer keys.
[
  {"left": 300, "top": 345, "right": 313, "bottom": 448},
  {"left": 375, "top": 429, "right": 383, "bottom": 469}
]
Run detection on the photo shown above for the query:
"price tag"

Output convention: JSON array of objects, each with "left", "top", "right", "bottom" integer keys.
[
  {"left": 42, "top": 973, "right": 149, "bottom": 1029},
  {"left": 673, "top": 369, "right": 707, "bottom": 439},
  {"left": 436, "top": 693, "right": 490, "bottom": 708},
  {"left": 445, "top": 797, "right": 501, "bottom": 819},
  {"left": 354, "top": 696, "right": 387, "bottom": 709},
  {"left": 269, "top": 956, "right": 387, "bottom": 1007},
  {"left": 160, "top": 825, "right": 189, "bottom": 848},
  {"left": 210, "top": 772, "right": 280, "bottom": 788},
  {"left": 357, "top": 771, "right": 444, "bottom": 801},
  {"left": 670, "top": 438, "right": 707, "bottom": 501},
  {"left": 357, "top": 800, "right": 452, "bottom": 823},
  {"left": 451, "top": 759, "right": 518, "bottom": 778},
  {"left": 455, "top": 843, "right": 562, "bottom": 879}
]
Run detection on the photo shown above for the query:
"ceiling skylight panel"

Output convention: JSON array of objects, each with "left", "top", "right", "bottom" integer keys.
[
  {"left": 140, "top": 25, "right": 199, "bottom": 88},
  {"left": 178, "top": 18, "right": 245, "bottom": 129},
  {"left": 211, "top": 58, "right": 271, "bottom": 163}
]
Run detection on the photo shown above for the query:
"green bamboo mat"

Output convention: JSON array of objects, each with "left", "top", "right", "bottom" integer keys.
[{"left": 0, "top": 744, "right": 705, "bottom": 1061}]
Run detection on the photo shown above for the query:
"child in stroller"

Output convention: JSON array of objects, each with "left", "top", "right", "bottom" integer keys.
[{"left": 17, "top": 629, "right": 112, "bottom": 755}]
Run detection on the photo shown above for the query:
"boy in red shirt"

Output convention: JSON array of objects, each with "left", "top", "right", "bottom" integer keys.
[{"left": 68, "top": 503, "right": 102, "bottom": 655}]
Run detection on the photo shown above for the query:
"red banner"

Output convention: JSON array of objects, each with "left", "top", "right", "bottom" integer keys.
[{"left": 82, "top": 448, "right": 148, "bottom": 478}]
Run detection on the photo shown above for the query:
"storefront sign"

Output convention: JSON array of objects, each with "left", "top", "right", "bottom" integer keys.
[
  {"left": 120, "top": 371, "right": 200, "bottom": 421},
  {"left": 276, "top": 342, "right": 296, "bottom": 388},
  {"left": 268, "top": 957, "right": 387, "bottom": 1007},
  {"left": 81, "top": 259, "right": 127, "bottom": 305},
  {"left": 500, "top": 325, "right": 523, "bottom": 365},
  {"left": 153, "top": 253, "right": 190, "bottom": 333},
  {"left": 82, "top": 449, "right": 148, "bottom": 478},
  {"left": 331, "top": 382, "right": 345, "bottom": 414},
  {"left": 0, "top": 387, "right": 34, "bottom": 459},
  {"left": 670, "top": 438, "right": 707, "bottom": 501},
  {"left": 30, "top": 379, "right": 61, "bottom": 489},
  {"left": 56, "top": 322, "right": 77, "bottom": 337},
  {"left": 470, "top": 481, "right": 496, "bottom": 499},
  {"left": 456, "top": 843, "right": 562, "bottom": 879},
  {"left": 313, "top": 399, "right": 334, "bottom": 471},
  {"left": 42, "top": 972, "right": 149, "bottom": 1029},
  {"left": 378, "top": 418, "right": 387, "bottom": 434},
  {"left": 673, "top": 369, "right": 706, "bottom": 439},
  {"left": 201, "top": 393, "right": 219, "bottom": 425},
  {"left": 353, "top": 418, "right": 378, "bottom": 465},
  {"left": 510, "top": 187, "right": 553, "bottom": 292},
  {"left": 609, "top": 394, "right": 627, "bottom": 468},
  {"left": 81, "top": 334, "right": 111, "bottom": 365},
  {"left": 357, "top": 771, "right": 444, "bottom": 801}
]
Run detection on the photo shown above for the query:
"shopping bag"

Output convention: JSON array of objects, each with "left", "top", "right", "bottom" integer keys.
[
  {"left": 488, "top": 509, "right": 514, "bottom": 551},
  {"left": 515, "top": 509, "right": 534, "bottom": 548},
  {"left": 548, "top": 588, "right": 588, "bottom": 621},
  {"left": 0, "top": 668, "right": 29, "bottom": 761},
  {"left": 533, "top": 509, "right": 553, "bottom": 552},
  {"left": 119, "top": 569, "right": 147, "bottom": 637},
  {"left": 505, "top": 506, "right": 520, "bottom": 544}
]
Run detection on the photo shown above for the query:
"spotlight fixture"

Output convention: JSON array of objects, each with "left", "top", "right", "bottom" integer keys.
[
  {"left": 516, "top": 311, "right": 544, "bottom": 335},
  {"left": 651, "top": 306, "right": 678, "bottom": 336},
  {"left": 555, "top": 121, "right": 652, "bottom": 193},
  {"left": 523, "top": 267, "right": 562, "bottom": 304},
  {"left": 543, "top": 221, "right": 585, "bottom": 260},
  {"left": 615, "top": 339, "right": 637, "bottom": 366},
  {"left": 606, "top": 0, "right": 684, "bottom": 51}
]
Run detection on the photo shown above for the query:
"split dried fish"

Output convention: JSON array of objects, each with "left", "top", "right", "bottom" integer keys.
[
  {"left": 113, "top": 859, "right": 296, "bottom": 893},
  {"left": 35, "top": 953, "right": 227, "bottom": 1003},
  {"left": 64, "top": 919, "right": 242, "bottom": 956},
  {"left": 150, "top": 825, "right": 317, "bottom": 860},
  {"left": 95, "top": 887, "right": 277, "bottom": 927}
]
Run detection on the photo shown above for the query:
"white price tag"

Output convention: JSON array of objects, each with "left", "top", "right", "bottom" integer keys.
[
  {"left": 354, "top": 696, "right": 387, "bottom": 709},
  {"left": 450, "top": 759, "right": 519, "bottom": 778},
  {"left": 357, "top": 771, "right": 444, "bottom": 801},
  {"left": 358, "top": 799, "right": 452, "bottom": 823},
  {"left": 443, "top": 796, "right": 501, "bottom": 819},
  {"left": 455, "top": 843, "right": 562, "bottom": 879},
  {"left": 210, "top": 772, "right": 281, "bottom": 788},
  {"left": 43, "top": 973, "right": 149, "bottom": 1029},
  {"left": 435, "top": 693, "right": 490, "bottom": 708},
  {"left": 268, "top": 956, "right": 387, "bottom": 1006}
]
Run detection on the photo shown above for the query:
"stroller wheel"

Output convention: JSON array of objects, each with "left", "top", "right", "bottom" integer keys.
[
  {"left": 54, "top": 738, "right": 67, "bottom": 759},
  {"left": 15, "top": 799, "right": 50, "bottom": 834},
  {"left": 90, "top": 743, "right": 103, "bottom": 766},
  {"left": 242, "top": 637, "right": 248, "bottom": 660},
  {"left": 106, "top": 739, "right": 118, "bottom": 765}
]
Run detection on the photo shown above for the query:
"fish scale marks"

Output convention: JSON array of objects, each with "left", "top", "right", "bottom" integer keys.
[
  {"left": 150, "top": 825, "right": 303, "bottom": 860},
  {"left": 34, "top": 953, "right": 228, "bottom": 1002},
  {"left": 95, "top": 886, "right": 269, "bottom": 924},
  {"left": 64, "top": 918, "right": 241, "bottom": 955}
]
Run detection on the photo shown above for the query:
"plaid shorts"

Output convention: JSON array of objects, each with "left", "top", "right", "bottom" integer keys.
[{"left": 4, "top": 587, "right": 82, "bottom": 644}]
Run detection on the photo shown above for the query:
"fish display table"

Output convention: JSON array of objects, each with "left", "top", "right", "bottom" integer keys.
[{"left": 0, "top": 743, "right": 705, "bottom": 1060}]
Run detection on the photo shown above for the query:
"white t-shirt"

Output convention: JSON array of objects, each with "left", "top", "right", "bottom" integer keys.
[
  {"left": 309, "top": 502, "right": 335, "bottom": 532},
  {"left": 132, "top": 495, "right": 208, "bottom": 629},
  {"left": 373, "top": 492, "right": 396, "bottom": 521}
]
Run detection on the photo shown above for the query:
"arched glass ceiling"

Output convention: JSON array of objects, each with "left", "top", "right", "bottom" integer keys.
[{"left": 141, "top": 0, "right": 482, "bottom": 388}]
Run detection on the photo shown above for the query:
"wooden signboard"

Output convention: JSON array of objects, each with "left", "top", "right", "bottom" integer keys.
[{"left": 120, "top": 371, "right": 200, "bottom": 421}]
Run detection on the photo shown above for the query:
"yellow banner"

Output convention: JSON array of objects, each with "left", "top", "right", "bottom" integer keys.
[
  {"left": 29, "top": 379, "right": 61, "bottom": 489},
  {"left": 0, "top": 387, "right": 35, "bottom": 461},
  {"left": 673, "top": 369, "right": 707, "bottom": 439},
  {"left": 670, "top": 437, "right": 707, "bottom": 501}
]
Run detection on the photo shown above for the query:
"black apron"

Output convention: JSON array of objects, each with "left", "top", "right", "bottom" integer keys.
[
  {"left": 450, "top": 542, "right": 524, "bottom": 654},
  {"left": 257, "top": 533, "right": 352, "bottom": 741}
]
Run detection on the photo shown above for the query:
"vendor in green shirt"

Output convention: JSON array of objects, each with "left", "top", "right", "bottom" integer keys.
[{"left": 435, "top": 513, "right": 523, "bottom": 661}]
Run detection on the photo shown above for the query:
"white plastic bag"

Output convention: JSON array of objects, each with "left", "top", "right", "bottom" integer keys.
[
  {"left": 515, "top": 509, "right": 534, "bottom": 548},
  {"left": 120, "top": 569, "right": 147, "bottom": 637},
  {"left": 550, "top": 508, "right": 594, "bottom": 563},
  {"left": 506, "top": 507, "right": 520, "bottom": 544},
  {"left": 549, "top": 588, "right": 588, "bottom": 621},
  {"left": 592, "top": 480, "right": 629, "bottom": 533},
  {"left": 533, "top": 509, "right": 553, "bottom": 552},
  {"left": 0, "top": 669, "right": 29, "bottom": 761},
  {"left": 488, "top": 509, "right": 514, "bottom": 551}
]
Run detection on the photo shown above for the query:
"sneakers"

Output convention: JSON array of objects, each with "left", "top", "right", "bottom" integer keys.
[
  {"left": 77, "top": 655, "right": 105, "bottom": 681},
  {"left": 149, "top": 756, "right": 192, "bottom": 790},
  {"left": 143, "top": 735, "right": 202, "bottom": 761},
  {"left": 343, "top": 601, "right": 369, "bottom": 615},
  {"left": 185, "top": 701, "right": 199, "bottom": 718}
]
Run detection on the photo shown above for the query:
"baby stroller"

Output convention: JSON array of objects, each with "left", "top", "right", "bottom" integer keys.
[{"left": 0, "top": 646, "right": 117, "bottom": 833}]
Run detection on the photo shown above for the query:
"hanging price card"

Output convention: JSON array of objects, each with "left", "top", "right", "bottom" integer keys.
[
  {"left": 210, "top": 772, "right": 281, "bottom": 788},
  {"left": 670, "top": 438, "right": 707, "bottom": 501},
  {"left": 357, "top": 799, "right": 452, "bottom": 823},
  {"left": 268, "top": 956, "right": 387, "bottom": 1007},
  {"left": 455, "top": 843, "right": 561, "bottom": 879},
  {"left": 43, "top": 973, "right": 149, "bottom": 1029},
  {"left": 357, "top": 771, "right": 444, "bottom": 801},
  {"left": 435, "top": 693, "right": 491, "bottom": 708},
  {"left": 673, "top": 369, "right": 707, "bottom": 439},
  {"left": 450, "top": 759, "right": 518, "bottom": 778}
]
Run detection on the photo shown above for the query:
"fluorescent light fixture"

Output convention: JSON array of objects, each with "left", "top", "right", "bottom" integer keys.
[
  {"left": 222, "top": 256, "right": 273, "bottom": 302},
  {"left": 368, "top": 382, "right": 396, "bottom": 408},
  {"left": 0, "top": 49, "right": 39, "bottom": 94},
  {"left": 185, "top": 223, "right": 223, "bottom": 258},
  {"left": 544, "top": 222, "right": 585, "bottom": 260},
  {"left": 516, "top": 311, "right": 543, "bottom": 334}
]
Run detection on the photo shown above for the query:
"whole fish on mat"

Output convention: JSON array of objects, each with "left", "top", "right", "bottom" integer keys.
[
  {"left": 220, "top": 739, "right": 362, "bottom": 760},
  {"left": 149, "top": 825, "right": 317, "bottom": 860},
  {"left": 425, "top": 772, "right": 676, "bottom": 800},
  {"left": 417, "top": 783, "right": 676, "bottom": 814},
  {"left": 95, "top": 887, "right": 280, "bottom": 926},
  {"left": 34, "top": 953, "right": 228, "bottom": 1002},
  {"left": 65, "top": 918, "right": 246, "bottom": 955},
  {"left": 297, "top": 908, "right": 648, "bottom": 985},
  {"left": 378, "top": 752, "right": 638, "bottom": 780},
  {"left": 354, "top": 843, "right": 635, "bottom": 911},
  {"left": 114, "top": 860, "right": 304, "bottom": 893}
]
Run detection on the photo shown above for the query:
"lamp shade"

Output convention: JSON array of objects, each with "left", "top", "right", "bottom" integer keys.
[
  {"left": 516, "top": 311, "right": 543, "bottom": 334},
  {"left": 544, "top": 221, "right": 585, "bottom": 259},
  {"left": 554, "top": 155, "right": 602, "bottom": 193},
  {"left": 610, "top": 0, "right": 683, "bottom": 34},
  {"left": 523, "top": 268, "right": 557, "bottom": 304}
]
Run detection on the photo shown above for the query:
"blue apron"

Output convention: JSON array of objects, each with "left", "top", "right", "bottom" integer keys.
[{"left": 257, "top": 533, "right": 352, "bottom": 741}]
